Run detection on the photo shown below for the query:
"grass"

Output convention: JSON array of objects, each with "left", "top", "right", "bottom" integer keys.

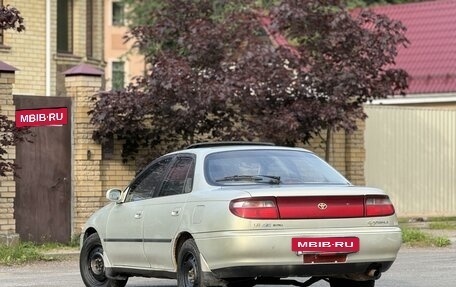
[
  {"left": 429, "top": 221, "right": 456, "bottom": 230},
  {"left": 0, "top": 236, "right": 79, "bottom": 266},
  {"left": 0, "top": 242, "right": 45, "bottom": 265},
  {"left": 399, "top": 216, "right": 456, "bottom": 225},
  {"left": 401, "top": 227, "right": 451, "bottom": 248},
  {"left": 428, "top": 216, "right": 456, "bottom": 222},
  {"left": 398, "top": 217, "right": 456, "bottom": 247}
]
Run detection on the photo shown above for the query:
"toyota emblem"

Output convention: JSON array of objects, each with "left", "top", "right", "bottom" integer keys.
[{"left": 317, "top": 203, "right": 328, "bottom": 210}]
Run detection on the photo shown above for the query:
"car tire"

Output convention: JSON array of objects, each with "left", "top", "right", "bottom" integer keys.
[
  {"left": 177, "top": 239, "right": 204, "bottom": 287},
  {"left": 329, "top": 278, "right": 375, "bottom": 287},
  {"left": 80, "top": 233, "right": 128, "bottom": 287}
]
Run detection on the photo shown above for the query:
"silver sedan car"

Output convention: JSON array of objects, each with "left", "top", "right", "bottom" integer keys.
[{"left": 80, "top": 142, "right": 402, "bottom": 287}]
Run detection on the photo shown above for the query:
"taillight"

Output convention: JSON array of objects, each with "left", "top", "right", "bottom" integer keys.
[
  {"left": 230, "top": 195, "right": 395, "bottom": 220},
  {"left": 230, "top": 197, "right": 279, "bottom": 219},
  {"left": 365, "top": 195, "right": 395, "bottom": 217}
]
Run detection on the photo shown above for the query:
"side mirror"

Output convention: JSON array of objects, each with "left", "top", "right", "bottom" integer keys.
[{"left": 106, "top": 188, "right": 123, "bottom": 203}]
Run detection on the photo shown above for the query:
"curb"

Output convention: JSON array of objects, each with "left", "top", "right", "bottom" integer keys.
[{"left": 41, "top": 249, "right": 79, "bottom": 260}]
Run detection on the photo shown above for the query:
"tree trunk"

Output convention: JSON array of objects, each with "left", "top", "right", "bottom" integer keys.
[{"left": 325, "top": 128, "right": 331, "bottom": 163}]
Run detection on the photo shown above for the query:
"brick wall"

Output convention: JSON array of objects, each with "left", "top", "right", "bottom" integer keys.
[
  {"left": 1, "top": 0, "right": 48, "bottom": 95},
  {"left": 100, "top": 145, "right": 137, "bottom": 194},
  {"left": 306, "top": 125, "right": 365, "bottom": 186},
  {"left": 0, "top": 70, "right": 19, "bottom": 245},
  {"left": 2, "top": 0, "right": 104, "bottom": 97}
]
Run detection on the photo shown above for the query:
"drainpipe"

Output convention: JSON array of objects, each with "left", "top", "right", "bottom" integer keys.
[{"left": 45, "top": 0, "right": 51, "bottom": 96}]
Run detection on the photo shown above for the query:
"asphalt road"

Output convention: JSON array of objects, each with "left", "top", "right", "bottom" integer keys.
[{"left": 0, "top": 248, "right": 455, "bottom": 287}]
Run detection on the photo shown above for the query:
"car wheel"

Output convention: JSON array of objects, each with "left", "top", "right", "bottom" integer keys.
[
  {"left": 329, "top": 278, "right": 375, "bottom": 287},
  {"left": 177, "top": 239, "right": 203, "bottom": 287},
  {"left": 80, "top": 233, "right": 128, "bottom": 287}
]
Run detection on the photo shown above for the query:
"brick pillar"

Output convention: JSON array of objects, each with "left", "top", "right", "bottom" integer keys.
[
  {"left": 0, "top": 62, "right": 19, "bottom": 245},
  {"left": 305, "top": 130, "right": 347, "bottom": 177},
  {"left": 327, "top": 130, "right": 347, "bottom": 176},
  {"left": 345, "top": 120, "right": 366, "bottom": 186},
  {"left": 306, "top": 126, "right": 365, "bottom": 186},
  {"left": 63, "top": 64, "right": 104, "bottom": 235}
]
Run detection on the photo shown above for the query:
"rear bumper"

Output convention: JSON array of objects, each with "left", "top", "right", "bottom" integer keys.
[
  {"left": 210, "top": 261, "right": 394, "bottom": 278},
  {"left": 194, "top": 227, "right": 401, "bottom": 279}
]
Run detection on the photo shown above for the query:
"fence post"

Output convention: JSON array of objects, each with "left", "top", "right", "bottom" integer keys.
[
  {"left": 0, "top": 61, "right": 19, "bottom": 245},
  {"left": 345, "top": 120, "right": 366, "bottom": 186},
  {"left": 63, "top": 64, "right": 104, "bottom": 236}
]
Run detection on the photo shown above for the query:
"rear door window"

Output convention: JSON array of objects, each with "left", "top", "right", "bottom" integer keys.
[
  {"left": 125, "top": 157, "right": 173, "bottom": 202},
  {"left": 157, "top": 156, "right": 195, "bottom": 197}
]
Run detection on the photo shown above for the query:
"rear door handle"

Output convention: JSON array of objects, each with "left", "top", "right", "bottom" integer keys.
[
  {"left": 171, "top": 209, "right": 181, "bottom": 216},
  {"left": 134, "top": 211, "right": 143, "bottom": 219}
]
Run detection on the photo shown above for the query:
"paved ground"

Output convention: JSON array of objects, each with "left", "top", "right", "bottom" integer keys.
[
  {"left": 1, "top": 223, "right": 455, "bottom": 287},
  {"left": 1, "top": 247, "right": 456, "bottom": 287}
]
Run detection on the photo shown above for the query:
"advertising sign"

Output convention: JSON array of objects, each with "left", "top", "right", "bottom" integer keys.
[
  {"left": 292, "top": 237, "right": 360, "bottom": 253},
  {"left": 15, "top": 107, "right": 68, "bottom": 127}
]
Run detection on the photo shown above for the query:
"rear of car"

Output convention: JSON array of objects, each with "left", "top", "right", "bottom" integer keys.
[{"left": 185, "top": 146, "right": 401, "bottom": 286}]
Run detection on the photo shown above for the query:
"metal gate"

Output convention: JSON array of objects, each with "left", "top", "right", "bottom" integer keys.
[
  {"left": 13, "top": 95, "right": 72, "bottom": 243},
  {"left": 365, "top": 105, "right": 456, "bottom": 217}
]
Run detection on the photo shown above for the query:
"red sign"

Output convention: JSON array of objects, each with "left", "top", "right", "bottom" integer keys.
[
  {"left": 15, "top": 107, "right": 68, "bottom": 127},
  {"left": 292, "top": 237, "right": 360, "bottom": 253}
]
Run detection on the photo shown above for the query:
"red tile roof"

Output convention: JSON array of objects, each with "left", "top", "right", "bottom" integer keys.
[{"left": 370, "top": 0, "right": 456, "bottom": 95}]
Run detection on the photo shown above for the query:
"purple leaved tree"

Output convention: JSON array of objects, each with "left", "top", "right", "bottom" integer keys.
[
  {"left": 90, "top": 0, "right": 408, "bottom": 168},
  {"left": 0, "top": 4, "right": 28, "bottom": 176}
]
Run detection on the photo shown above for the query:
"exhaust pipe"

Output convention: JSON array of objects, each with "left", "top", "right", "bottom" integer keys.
[
  {"left": 366, "top": 268, "right": 381, "bottom": 280},
  {"left": 344, "top": 265, "right": 382, "bottom": 281}
]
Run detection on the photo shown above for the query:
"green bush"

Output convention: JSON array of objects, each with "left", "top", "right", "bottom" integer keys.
[{"left": 402, "top": 228, "right": 451, "bottom": 247}]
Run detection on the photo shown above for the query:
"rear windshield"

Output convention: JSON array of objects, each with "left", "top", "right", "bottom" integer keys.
[{"left": 205, "top": 149, "right": 349, "bottom": 186}]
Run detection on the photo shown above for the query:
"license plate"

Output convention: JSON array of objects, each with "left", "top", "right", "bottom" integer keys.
[{"left": 291, "top": 237, "right": 360, "bottom": 253}]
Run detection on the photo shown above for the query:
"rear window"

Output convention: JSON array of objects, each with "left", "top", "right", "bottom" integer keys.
[{"left": 205, "top": 149, "right": 349, "bottom": 186}]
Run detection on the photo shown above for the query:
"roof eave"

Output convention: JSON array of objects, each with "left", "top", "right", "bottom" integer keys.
[{"left": 367, "top": 93, "right": 456, "bottom": 105}]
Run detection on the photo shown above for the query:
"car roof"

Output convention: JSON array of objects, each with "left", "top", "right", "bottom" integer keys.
[
  {"left": 170, "top": 142, "right": 312, "bottom": 157},
  {"left": 185, "top": 141, "right": 275, "bottom": 149}
]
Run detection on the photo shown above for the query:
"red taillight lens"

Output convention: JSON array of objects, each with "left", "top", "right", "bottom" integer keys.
[
  {"left": 365, "top": 195, "right": 395, "bottom": 217},
  {"left": 230, "top": 195, "right": 395, "bottom": 219},
  {"left": 230, "top": 197, "right": 279, "bottom": 219}
]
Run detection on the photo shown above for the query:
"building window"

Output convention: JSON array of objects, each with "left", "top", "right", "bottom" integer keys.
[
  {"left": 57, "top": 0, "right": 73, "bottom": 53},
  {"left": 112, "top": 61, "right": 125, "bottom": 90},
  {"left": 86, "top": 0, "right": 94, "bottom": 58},
  {"left": 102, "top": 134, "right": 114, "bottom": 160},
  {"left": 112, "top": 1, "right": 124, "bottom": 26}
]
